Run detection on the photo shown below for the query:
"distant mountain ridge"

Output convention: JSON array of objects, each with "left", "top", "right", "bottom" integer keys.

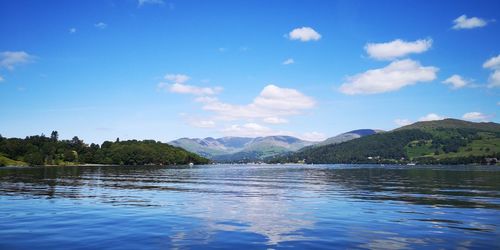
[
  {"left": 169, "top": 135, "right": 315, "bottom": 161},
  {"left": 169, "top": 129, "right": 380, "bottom": 162},
  {"left": 313, "top": 129, "right": 382, "bottom": 147}
]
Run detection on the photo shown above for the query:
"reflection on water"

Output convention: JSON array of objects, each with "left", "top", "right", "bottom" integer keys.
[{"left": 0, "top": 164, "right": 499, "bottom": 249}]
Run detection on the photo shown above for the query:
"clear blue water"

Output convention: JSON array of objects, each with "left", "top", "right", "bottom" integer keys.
[{"left": 0, "top": 164, "right": 499, "bottom": 249}]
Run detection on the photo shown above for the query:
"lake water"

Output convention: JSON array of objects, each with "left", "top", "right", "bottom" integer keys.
[{"left": 0, "top": 164, "right": 499, "bottom": 249}]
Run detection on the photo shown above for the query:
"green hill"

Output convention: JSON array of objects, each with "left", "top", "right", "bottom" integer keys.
[
  {"left": 269, "top": 119, "right": 500, "bottom": 165},
  {"left": 396, "top": 118, "right": 500, "bottom": 132},
  {"left": 0, "top": 155, "right": 28, "bottom": 167}
]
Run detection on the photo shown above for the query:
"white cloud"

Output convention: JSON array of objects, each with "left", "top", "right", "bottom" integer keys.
[
  {"left": 452, "top": 15, "right": 488, "bottom": 30},
  {"left": 462, "top": 112, "right": 489, "bottom": 122},
  {"left": 282, "top": 58, "right": 294, "bottom": 65},
  {"left": 301, "top": 132, "right": 327, "bottom": 142},
  {"left": 138, "top": 0, "right": 164, "bottom": 6},
  {"left": 418, "top": 113, "right": 445, "bottom": 122},
  {"left": 442, "top": 74, "right": 469, "bottom": 89},
  {"left": 164, "top": 83, "right": 222, "bottom": 95},
  {"left": 222, "top": 123, "right": 276, "bottom": 137},
  {"left": 365, "top": 39, "right": 432, "bottom": 61},
  {"left": 0, "top": 51, "right": 34, "bottom": 70},
  {"left": 189, "top": 119, "right": 216, "bottom": 128},
  {"left": 165, "top": 74, "right": 190, "bottom": 84},
  {"left": 199, "top": 84, "right": 315, "bottom": 123},
  {"left": 483, "top": 54, "right": 500, "bottom": 69},
  {"left": 69, "top": 28, "right": 76, "bottom": 34},
  {"left": 483, "top": 54, "right": 500, "bottom": 88},
  {"left": 194, "top": 96, "right": 218, "bottom": 103},
  {"left": 0, "top": 75, "right": 4, "bottom": 82},
  {"left": 394, "top": 119, "right": 412, "bottom": 126},
  {"left": 288, "top": 27, "right": 321, "bottom": 42},
  {"left": 95, "top": 22, "right": 107, "bottom": 29},
  {"left": 254, "top": 85, "right": 315, "bottom": 111},
  {"left": 263, "top": 117, "right": 288, "bottom": 124},
  {"left": 487, "top": 70, "right": 500, "bottom": 88},
  {"left": 159, "top": 73, "right": 222, "bottom": 95},
  {"left": 339, "top": 59, "right": 438, "bottom": 95}
]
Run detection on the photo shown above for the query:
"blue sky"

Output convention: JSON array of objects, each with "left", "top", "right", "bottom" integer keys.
[{"left": 0, "top": 0, "right": 499, "bottom": 143}]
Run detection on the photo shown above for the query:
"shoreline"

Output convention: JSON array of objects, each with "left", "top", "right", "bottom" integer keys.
[{"left": 1, "top": 162, "right": 498, "bottom": 170}]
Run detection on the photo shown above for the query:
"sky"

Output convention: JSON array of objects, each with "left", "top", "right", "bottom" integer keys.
[{"left": 0, "top": 0, "right": 499, "bottom": 143}]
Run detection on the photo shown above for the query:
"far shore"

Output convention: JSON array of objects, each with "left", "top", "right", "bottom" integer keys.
[{"left": 2, "top": 162, "right": 498, "bottom": 170}]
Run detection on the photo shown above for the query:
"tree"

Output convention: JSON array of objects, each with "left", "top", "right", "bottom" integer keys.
[
  {"left": 63, "top": 150, "right": 77, "bottom": 162},
  {"left": 50, "top": 131, "right": 59, "bottom": 141}
]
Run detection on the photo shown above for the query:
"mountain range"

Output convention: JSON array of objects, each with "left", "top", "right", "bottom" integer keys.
[{"left": 169, "top": 129, "right": 381, "bottom": 162}]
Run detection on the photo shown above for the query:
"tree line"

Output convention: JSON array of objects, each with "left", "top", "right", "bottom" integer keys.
[{"left": 0, "top": 131, "right": 209, "bottom": 166}]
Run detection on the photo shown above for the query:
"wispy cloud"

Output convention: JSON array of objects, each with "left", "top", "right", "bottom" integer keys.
[
  {"left": 158, "top": 73, "right": 222, "bottom": 96},
  {"left": 483, "top": 54, "right": 500, "bottom": 69},
  {"left": 0, "top": 51, "right": 35, "bottom": 70},
  {"left": 165, "top": 83, "right": 222, "bottom": 96},
  {"left": 95, "top": 22, "right": 107, "bottom": 29},
  {"left": 442, "top": 74, "right": 470, "bottom": 89},
  {"left": 365, "top": 39, "right": 432, "bottom": 61},
  {"left": 452, "top": 15, "right": 488, "bottom": 30},
  {"left": 188, "top": 119, "right": 216, "bottom": 128},
  {"left": 462, "top": 112, "right": 490, "bottom": 122},
  {"left": 419, "top": 113, "right": 445, "bottom": 121},
  {"left": 287, "top": 27, "right": 321, "bottom": 42},
  {"left": 301, "top": 131, "right": 327, "bottom": 141},
  {"left": 483, "top": 54, "right": 500, "bottom": 88},
  {"left": 282, "top": 58, "right": 294, "bottom": 65},
  {"left": 138, "top": 0, "right": 164, "bottom": 6},
  {"left": 339, "top": 59, "right": 438, "bottom": 95},
  {"left": 263, "top": 117, "right": 288, "bottom": 124},
  {"left": 165, "top": 74, "right": 190, "bottom": 84},
  {"left": 394, "top": 119, "right": 412, "bottom": 127},
  {"left": 221, "top": 123, "right": 276, "bottom": 137}
]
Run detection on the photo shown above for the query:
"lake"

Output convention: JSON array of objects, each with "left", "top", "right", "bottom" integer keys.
[{"left": 0, "top": 164, "right": 499, "bottom": 249}]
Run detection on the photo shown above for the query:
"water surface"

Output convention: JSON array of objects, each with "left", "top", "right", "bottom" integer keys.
[{"left": 1, "top": 164, "right": 499, "bottom": 249}]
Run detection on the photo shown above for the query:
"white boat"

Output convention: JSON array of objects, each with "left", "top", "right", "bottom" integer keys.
[{"left": 189, "top": 162, "right": 194, "bottom": 167}]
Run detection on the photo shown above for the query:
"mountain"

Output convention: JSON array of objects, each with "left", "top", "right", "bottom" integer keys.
[
  {"left": 168, "top": 137, "right": 253, "bottom": 158},
  {"left": 269, "top": 119, "right": 500, "bottom": 165},
  {"left": 314, "top": 129, "right": 382, "bottom": 147},
  {"left": 169, "top": 135, "right": 315, "bottom": 162}
]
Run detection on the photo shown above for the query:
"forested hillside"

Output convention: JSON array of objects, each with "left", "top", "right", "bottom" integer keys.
[
  {"left": 0, "top": 131, "right": 209, "bottom": 166},
  {"left": 269, "top": 119, "right": 500, "bottom": 165}
]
